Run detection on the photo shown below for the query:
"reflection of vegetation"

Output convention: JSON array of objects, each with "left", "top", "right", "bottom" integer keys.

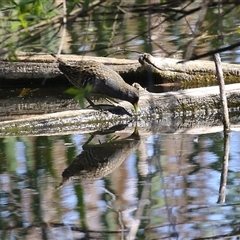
[
  {"left": 188, "top": 132, "right": 224, "bottom": 173},
  {"left": 1, "top": 130, "right": 240, "bottom": 239},
  {"left": 75, "top": 184, "right": 88, "bottom": 231},
  {"left": 0, "top": 1, "right": 239, "bottom": 60},
  {"left": 2, "top": 137, "right": 17, "bottom": 172},
  {"left": 0, "top": 0, "right": 60, "bottom": 55},
  {"left": 0, "top": 135, "right": 72, "bottom": 232}
]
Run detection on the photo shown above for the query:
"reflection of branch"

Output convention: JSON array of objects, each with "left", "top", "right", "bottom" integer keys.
[
  {"left": 104, "top": 188, "right": 125, "bottom": 239},
  {"left": 217, "top": 131, "right": 230, "bottom": 204},
  {"left": 57, "top": 0, "right": 67, "bottom": 55},
  {"left": 117, "top": 1, "right": 236, "bottom": 20},
  {"left": 179, "top": 40, "right": 240, "bottom": 63},
  {"left": 108, "top": 1, "right": 123, "bottom": 50},
  {"left": 127, "top": 174, "right": 151, "bottom": 240},
  {"left": 179, "top": 5, "right": 236, "bottom": 61},
  {"left": 183, "top": 0, "right": 208, "bottom": 60},
  {"left": 67, "top": 0, "right": 106, "bottom": 24}
]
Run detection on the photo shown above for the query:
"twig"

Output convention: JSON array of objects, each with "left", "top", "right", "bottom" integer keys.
[
  {"left": 213, "top": 53, "right": 230, "bottom": 132},
  {"left": 57, "top": 0, "right": 67, "bottom": 56},
  {"left": 213, "top": 53, "right": 230, "bottom": 204},
  {"left": 183, "top": 0, "right": 209, "bottom": 60}
]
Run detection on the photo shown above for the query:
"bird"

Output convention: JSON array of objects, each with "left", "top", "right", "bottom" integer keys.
[{"left": 51, "top": 54, "right": 139, "bottom": 112}]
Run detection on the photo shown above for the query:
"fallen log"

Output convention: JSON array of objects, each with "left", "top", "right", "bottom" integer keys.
[
  {"left": 1, "top": 52, "right": 240, "bottom": 87},
  {"left": 0, "top": 52, "right": 141, "bottom": 86},
  {"left": 138, "top": 53, "right": 240, "bottom": 87},
  {"left": 1, "top": 83, "right": 240, "bottom": 136}
]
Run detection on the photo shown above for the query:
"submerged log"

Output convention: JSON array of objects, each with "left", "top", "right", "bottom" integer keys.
[
  {"left": 1, "top": 83, "right": 240, "bottom": 136},
  {"left": 1, "top": 52, "right": 240, "bottom": 87}
]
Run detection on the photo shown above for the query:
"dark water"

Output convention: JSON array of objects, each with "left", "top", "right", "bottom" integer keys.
[{"left": 0, "top": 128, "right": 239, "bottom": 239}]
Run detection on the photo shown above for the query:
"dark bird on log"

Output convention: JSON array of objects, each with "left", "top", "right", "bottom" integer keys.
[{"left": 51, "top": 54, "right": 139, "bottom": 112}]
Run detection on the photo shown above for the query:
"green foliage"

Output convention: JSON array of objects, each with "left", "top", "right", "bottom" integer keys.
[
  {"left": 15, "top": 0, "right": 44, "bottom": 28},
  {"left": 65, "top": 85, "right": 92, "bottom": 108},
  {"left": 66, "top": 0, "right": 81, "bottom": 14},
  {"left": 0, "top": 0, "right": 58, "bottom": 55}
]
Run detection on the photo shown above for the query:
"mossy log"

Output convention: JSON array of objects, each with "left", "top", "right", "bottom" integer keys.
[
  {"left": 1, "top": 52, "right": 240, "bottom": 87},
  {"left": 1, "top": 83, "right": 240, "bottom": 136}
]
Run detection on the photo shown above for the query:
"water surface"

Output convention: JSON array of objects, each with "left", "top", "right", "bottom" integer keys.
[
  {"left": 0, "top": 129, "right": 239, "bottom": 239},
  {"left": 1, "top": 1, "right": 240, "bottom": 239}
]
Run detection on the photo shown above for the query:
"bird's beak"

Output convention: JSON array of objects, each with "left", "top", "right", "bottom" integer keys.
[{"left": 133, "top": 102, "right": 138, "bottom": 113}]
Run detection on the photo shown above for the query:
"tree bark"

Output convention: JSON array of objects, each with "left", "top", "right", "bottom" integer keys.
[
  {"left": 1, "top": 52, "right": 240, "bottom": 87},
  {"left": 1, "top": 83, "right": 240, "bottom": 136}
]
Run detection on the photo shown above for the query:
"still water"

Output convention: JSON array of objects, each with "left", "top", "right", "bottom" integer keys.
[
  {"left": 0, "top": 128, "right": 240, "bottom": 240},
  {"left": 1, "top": 1, "right": 240, "bottom": 239}
]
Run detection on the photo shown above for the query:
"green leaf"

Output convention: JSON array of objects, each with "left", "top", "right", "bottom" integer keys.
[
  {"left": 65, "top": 86, "right": 92, "bottom": 108},
  {"left": 11, "top": 22, "right": 22, "bottom": 31},
  {"left": 19, "top": 14, "right": 28, "bottom": 28},
  {"left": 65, "top": 87, "right": 81, "bottom": 95},
  {"left": 33, "top": 0, "right": 43, "bottom": 16}
]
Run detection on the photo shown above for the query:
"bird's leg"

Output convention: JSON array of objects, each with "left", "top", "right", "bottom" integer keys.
[
  {"left": 82, "top": 134, "right": 95, "bottom": 147},
  {"left": 92, "top": 95, "right": 118, "bottom": 106},
  {"left": 104, "top": 97, "right": 118, "bottom": 106},
  {"left": 85, "top": 96, "right": 97, "bottom": 108},
  {"left": 85, "top": 97, "right": 110, "bottom": 111},
  {"left": 85, "top": 95, "right": 118, "bottom": 110},
  {"left": 107, "top": 135, "right": 120, "bottom": 143},
  {"left": 85, "top": 96, "right": 132, "bottom": 117}
]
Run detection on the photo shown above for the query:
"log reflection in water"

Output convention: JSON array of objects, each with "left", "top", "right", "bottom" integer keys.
[{"left": 58, "top": 125, "right": 140, "bottom": 187}]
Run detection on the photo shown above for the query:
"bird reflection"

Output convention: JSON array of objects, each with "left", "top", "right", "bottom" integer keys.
[{"left": 58, "top": 125, "right": 140, "bottom": 188}]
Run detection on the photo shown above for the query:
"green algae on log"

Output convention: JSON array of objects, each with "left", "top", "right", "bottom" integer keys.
[{"left": 138, "top": 53, "right": 240, "bottom": 87}]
